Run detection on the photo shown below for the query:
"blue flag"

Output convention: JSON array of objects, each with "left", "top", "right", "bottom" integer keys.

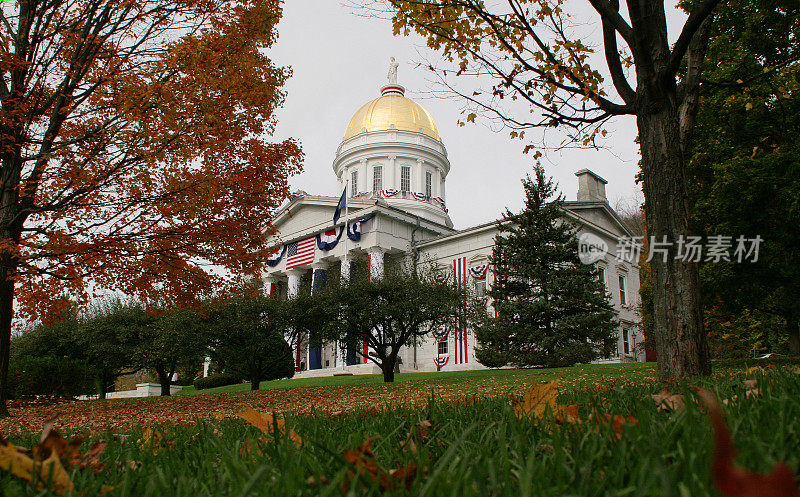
[{"left": 333, "top": 187, "right": 347, "bottom": 224}]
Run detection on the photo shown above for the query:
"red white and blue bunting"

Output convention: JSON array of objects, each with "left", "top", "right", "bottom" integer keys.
[
  {"left": 432, "top": 326, "right": 450, "bottom": 340},
  {"left": 381, "top": 189, "right": 400, "bottom": 198},
  {"left": 434, "top": 271, "right": 450, "bottom": 284},
  {"left": 347, "top": 215, "right": 375, "bottom": 242},
  {"left": 411, "top": 192, "right": 427, "bottom": 201},
  {"left": 469, "top": 263, "right": 489, "bottom": 280},
  {"left": 433, "top": 356, "right": 449, "bottom": 368},
  {"left": 266, "top": 245, "right": 286, "bottom": 267},
  {"left": 316, "top": 226, "right": 344, "bottom": 251}
]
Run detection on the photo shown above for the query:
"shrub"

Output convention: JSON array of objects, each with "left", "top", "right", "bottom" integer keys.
[
  {"left": 193, "top": 373, "right": 241, "bottom": 390},
  {"left": 7, "top": 355, "right": 96, "bottom": 398}
]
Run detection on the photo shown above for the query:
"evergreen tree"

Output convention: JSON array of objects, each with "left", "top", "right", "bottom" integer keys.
[{"left": 475, "top": 167, "right": 617, "bottom": 368}]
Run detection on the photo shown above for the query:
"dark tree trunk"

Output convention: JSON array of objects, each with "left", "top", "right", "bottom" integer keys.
[
  {"left": 788, "top": 315, "right": 800, "bottom": 356},
  {"left": 156, "top": 368, "right": 171, "bottom": 396},
  {"left": 638, "top": 94, "right": 710, "bottom": 381},
  {"left": 250, "top": 378, "right": 260, "bottom": 390},
  {"left": 0, "top": 268, "right": 14, "bottom": 417},
  {"left": 382, "top": 351, "right": 398, "bottom": 383}
]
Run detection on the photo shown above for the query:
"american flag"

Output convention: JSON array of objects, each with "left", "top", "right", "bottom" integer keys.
[{"left": 286, "top": 237, "right": 315, "bottom": 269}]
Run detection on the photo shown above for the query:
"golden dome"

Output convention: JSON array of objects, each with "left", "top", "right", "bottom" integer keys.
[{"left": 344, "top": 86, "right": 440, "bottom": 141}]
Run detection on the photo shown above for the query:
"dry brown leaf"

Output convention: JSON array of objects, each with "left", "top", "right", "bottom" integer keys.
[
  {"left": 388, "top": 463, "right": 417, "bottom": 490},
  {"left": 511, "top": 381, "right": 562, "bottom": 419},
  {"left": 696, "top": 387, "right": 800, "bottom": 497},
  {"left": 0, "top": 438, "right": 75, "bottom": 496},
  {"left": 651, "top": 389, "right": 685, "bottom": 412},
  {"left": 400, "top": 420, "right": 433, "bottom": 454},
  {"left": 138, "top": 426, "right": 164, "bottom": 455},
  {"left": 746, "top": 366, "right": 764, "bottom": 374},
  {"left": 236, "top": 407, "right": 302, "bottom": 445},
  {"left": 343, "top": 438, "right": 385, "bottom": 491},
  {"left": 555, "top": 404, "right": 582, "bottom": 425},
  {"left": 743, "top": 379, "right": 758, "bottom": 390}
]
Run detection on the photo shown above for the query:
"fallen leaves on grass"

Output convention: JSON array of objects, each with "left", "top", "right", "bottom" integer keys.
[
  {"left": 590, "top": 411, "right": 638, "bottom": 440},
  {"left": 400, "top": 420, "right": 433, "bottom": 454},
  {"left": 512, "top": 380, "right": 564, "bottom": 419},
  {"left": 0, "top": 424, "right": 111, "bottom": 495},
  {"left": 342, "top": 438, "right": 416, "bottom": 492},
  {"left": 696, "top": 388, "right": 800, "bottom": 497},
  {"left": 0, "top": 436, "right": 74, "bottom": 495},
  {"left": 651, "top": 389, "right": 685, "bottom": 412},
  {"left": 237, "top": 407, "right": 302, "bottom": 445}
]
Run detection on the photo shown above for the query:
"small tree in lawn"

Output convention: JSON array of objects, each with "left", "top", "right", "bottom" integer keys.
[
  {"left": 136, "top": 307, "right": 207, "bottom": 396},
  {"left": 77, "top": 302, "right": 148, "bottom": 398},
  {"left": 475, "top": 166, "right": 617, "bottom": 368},
  {"left": 326, "top": 267, "right": 463, "bottom": 382},
  {"left": 208, "top": 294, "right": 294, "bottom": 390}
]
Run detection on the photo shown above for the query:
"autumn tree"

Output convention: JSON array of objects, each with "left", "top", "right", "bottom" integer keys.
[
  {"left": 0, "top": 1, "right": 303, "bottom": 416},
  {"left": 381, "top": 0, "right": 720, "bottom": 380}
]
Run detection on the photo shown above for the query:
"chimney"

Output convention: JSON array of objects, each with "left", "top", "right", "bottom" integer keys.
[{"left": 575, "top": 169, "right": 608, "bottom": 202}]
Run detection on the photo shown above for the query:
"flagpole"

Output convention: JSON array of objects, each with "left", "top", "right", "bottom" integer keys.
[{"left": 341, "top": 179, "right": 349, "bottom": 371}]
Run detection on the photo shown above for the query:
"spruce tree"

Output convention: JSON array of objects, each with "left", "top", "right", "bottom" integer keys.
[{"left": 475, "top": 166, "right": 617, "bottom": 368}]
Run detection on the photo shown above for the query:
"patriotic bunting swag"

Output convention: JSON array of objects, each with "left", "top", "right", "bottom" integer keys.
[
  {"left": 347, "top": 215, "right": 374, "bottom": 241},
  {"left": 381, "top": 189, "right": 400, "bottom": 198},
  {"left": 265, "top": 245, "right": 286, "bottom": 267},
  {"left": 433, "top": 356, "right": 449, "bottom": 368},
  {"left": 469, "top": 264, "right": 488, "bottom": 280},
  {"left": 316, "top": 226, "right": 344, "bottom": 251},
  {"left": 453, "top": 257, "right": 469, "bottom": 364},
  {"left": 432, "top": 327, "right": 450, "bottom": 340},
  {"left": 434, "top": 272, "right": 450, "bottom": 284}
]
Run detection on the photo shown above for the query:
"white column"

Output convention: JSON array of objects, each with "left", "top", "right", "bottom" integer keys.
[
  {"left": 202, "top": 356, "right": 211, "bottom": 377},
  {"left": 309, "top": 263, "right": 328, "bottom": 370},
  {"left": 387, "top": 155, "right": 396, "bottom": 190},
  {"left": 368, "top": 247, "right": 385, "bottom": 281},
  {"left": 416, "top": 159, "right": 424, "bottom": 193},
  {"left": 359, "top": 158, "right": 367, "bottom": 194},
  {"left": 286, "top": 269, "right": 304, "bottom": 371},
  {"left": 286, "top": 269, "right": 302, "bottom": 299},
  {"left": 340, "top": 256, "right": 351, "bottom": 284}
]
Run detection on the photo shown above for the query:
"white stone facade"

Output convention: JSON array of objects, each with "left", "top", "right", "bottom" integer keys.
[{"left": 261, "top": 80, "right": 643, "bottom": 378}]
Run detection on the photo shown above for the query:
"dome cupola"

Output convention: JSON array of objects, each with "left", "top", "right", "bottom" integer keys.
[{"left": 332, "top": 59, "right": 453, "bottom": 228}]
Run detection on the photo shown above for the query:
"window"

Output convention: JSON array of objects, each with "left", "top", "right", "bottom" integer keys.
[
  {"left": 425, "top": 171, "right": 433, "bottom": 197},
  {"left": 351, "top": 171, "right": 358, "bottom": 196},
  {"left": 622, "top": 327, "right": 630, "bottom": 355},
  {"left": 438, "top": 340, "right": 448, "bottom": 355},
  {"left": 618, "top": 275, "right": 627, "bottom": 306},
  {"left": 401, "top": 166, "right": 411, "bottom": 192},
  {"left": 373, "top": 166, "right": 382, "bottom": 191},
  {"left": 474, "top": 279, "right": 486, "bottom": 298},
  {"left": 597, "top": 267, "right": 606, "bottom": 287}
]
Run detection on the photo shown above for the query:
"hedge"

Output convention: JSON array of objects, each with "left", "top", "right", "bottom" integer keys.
[{"left": 193, "top": 373, "right": 241, "bottom": 390}]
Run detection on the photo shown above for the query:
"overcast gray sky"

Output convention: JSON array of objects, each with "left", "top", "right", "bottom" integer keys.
[{"left": 267, "top": 1, "right": 679, "bottom": 229}]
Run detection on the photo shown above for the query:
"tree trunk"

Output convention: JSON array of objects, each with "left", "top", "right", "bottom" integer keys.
[
  {"left": 382, "top": 351, "right": 397, "bottom": 383},
  {"left": 638, "top": 94, "right": 710, "bottom": 381},
  {"left": 0, "top": 268, "right": 14, "bottom": 418},
  {"left": 157, "top": 368, "right": 171, "bottom": 396},
  {"left": 788, "top": 315, "right": 800, "bottom": 356},
  {"left": 250, "top": 378, "right": 260, "bottom": 391}
]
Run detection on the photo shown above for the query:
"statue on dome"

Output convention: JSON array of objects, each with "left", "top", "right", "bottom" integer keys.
[{"left": 387, "top": 57, "right": 399, "bottom": 84}]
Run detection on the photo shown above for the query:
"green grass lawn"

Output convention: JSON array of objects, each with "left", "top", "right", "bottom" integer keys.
[
  {"left": 179, "top": 362, "right": 657, "bottom": 395},
  {"left": 2, "top": 361, "right": 799, "bottom": 496}
]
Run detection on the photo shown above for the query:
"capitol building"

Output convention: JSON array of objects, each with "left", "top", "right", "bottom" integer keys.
[{"left": 261, "top": 68, "right": 642, "bottom": 377}]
